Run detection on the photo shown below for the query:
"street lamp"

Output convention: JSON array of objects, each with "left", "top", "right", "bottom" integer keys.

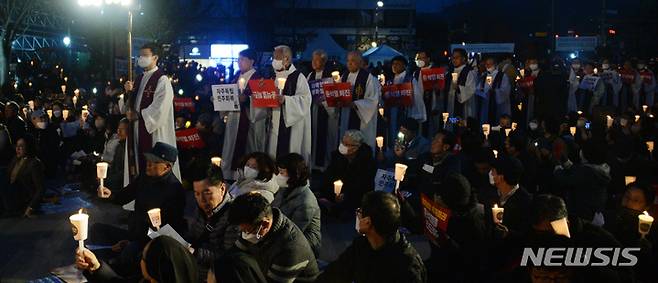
[
  {"left": 377, "top": 1, "right": 384, "bottom": 8},
  {"left": 63, "top": 36, "right": 71, "bottom": 47},
  {"left": 78, "top": 0, "right": 134, "bottom": 81}
]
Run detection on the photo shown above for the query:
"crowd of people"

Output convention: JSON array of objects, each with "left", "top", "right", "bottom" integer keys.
[{"left": 0, "top": 40, "right": 657, "bottom": 283}]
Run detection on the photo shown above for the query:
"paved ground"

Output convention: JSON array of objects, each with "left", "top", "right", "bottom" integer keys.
[{"left": 0, "top": 180, "right": 430, "bottom": 282}]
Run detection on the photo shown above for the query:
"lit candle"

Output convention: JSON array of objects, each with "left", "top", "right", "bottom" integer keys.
[
  {"left": 394, "top": 163, "right": 408, "bottom": 193},
  {"left": 519, "top": 69, "right": 525, "bottom": 77},
  {"left": 82, "top": 105, "right": 88, "bottom": 111},
  {"left": 62, "top": 109, "right": 69, "bottom": 120},
  {"left": 511, "top": 122, "right": 517, "bottom": 131},
  {"left": 72, "top": 95, "right": 78, "bottom": 107},
  {"left": 61, "top": 85, "right": 67, "bottom": 93},
  {"left": 492, "top": 204, "right": 504, "bottom": 224},
  {"left": 211, "top": 157, "right": 222, "bottom": 167},
  {"left": 451, "top": 72, "right": 458, "bottom": 83},
  {"left": 647, "top": 141, "right": 654, "bottom": 153},
  {"left": 486, "top": 75, "right": 493, "bottom": 85},
  {"left": 577, "top": 110, "right": 583, "bottom": 116},
  {"left": 81, "top": 109, "right": 89, "bottom": 122},
  {"left": 624, "top": 176, "right": 637, "bottom": 186},
  {"left": 376, "top": 136, "right": 384, "bottom": 150},
  {"left": 333, "top": 180, "right": 343, "bottom": 196},
  {"left": 238, "top": 78, "right": 246, "bottom": 91},
  {"left": 69, "top": 209, "right": 89, "bottom": 250},
  {"left": 442, "top": 112, "right": 449, "bottom": 124},
  {"left": 642, "top": 105, "right": 648, "bottom": 113},
  {"left": 606, "top": 115, "right": 613, "bottom": 128},
  {"left": 277, "top": 78, "right": 287, "bottom": 91},
  {"left": 550, "top": 217, "right": 571, "bottom": 238},
  {"left": 378, "top": 107, "right": 384, "bottom": 117},
  {"left": 64, "top": 77, "right": 68, "bottom": 83},
  {"left": 47, "top": 109, "right": 53, "bottom": 119},
  {"left": 638, "top": 211, "right": 654, "bottom": 238},
  {"left": 97, "top": 162, "right": 109, "bottom": 198},
  {"left": 28, "top": 100, "right": 34, "bottom": 110},
  {"left": 195, "top": 95, "right": 200, "bottom": 101},
  {"left": 569, "top": 127, "right": 576, "bottom": 136},
  {"left": 517, "top": 102, "right": 523, "bottom": 111},
  {"left": 118, "top": 94, "right": 124, "bottom": 101},
  {"left": 147, "top": 208, "right": 162, "bottom": 230},
  {"left": 505, "top": 128, "right": 511, "bottom": 137},
  {"left": 493, "top": 150, "right": 498, "bottom": 159},
  {"left": 331, "top": 71, "right": 341, "bottom": 83},
  {"left": 635, "top": 115, "right": 640, "bottom": 123},
  {"left": 482, "top": 124, "right": 490, "bottom": 139}
]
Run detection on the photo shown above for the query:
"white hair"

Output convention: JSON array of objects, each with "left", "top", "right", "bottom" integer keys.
[
  {"left": 274, "top": 45, "right": 293, "bottom": 60},
  {"left": 312, "top": 49, "right": 328, "bottom": 62},
  {"left": 344, "top": 129, "right": 365, "bottom": 145}
]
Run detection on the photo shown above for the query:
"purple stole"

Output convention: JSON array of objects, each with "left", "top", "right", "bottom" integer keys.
[
  {"left": 133, "top": 69, "right": 164, "bottom": 172},
  {"left": 308, "top": 70, "right": 332, "bottom": 166},
  {"left": 230, "top": 71, "right": 261, "bottom": 170},
  {"left": 341, "top": 69, "right": 370, "bottom": 130},
  {"left": 275, "top": 70, "right": 302, "bottom": 158}
]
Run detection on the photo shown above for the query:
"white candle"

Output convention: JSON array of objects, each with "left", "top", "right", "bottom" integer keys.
[
  {"left": 505, "top": 128, "right": 511, "bottom": 137},
  {"left": 493, "top": 150, "right": 498, "bottom": 159},
  {"left": 211, "top": 157, "right": 222, "bottom": 167},
  {"left": 378, "top": 107, "right": 384, "bottom": 117},
  {"left": 72, "top": 95, "right": 78, "bottom": 107},
  {"left": 635, "top": 115, "right": 640, "bottom": 123},
  {"left": 511, "top": 122, "right": 517, "bottom": 131},
  {"left": 451, "top": 72, "right": 458, "bottom": 83},
  {"left": 482, "top": 124, "right": 490, "bottom": 139},
  {"left": 492, "top": 204, "right": 504, "bottom": 224},
  {"left": 69, "top": 209, "right": 89, "bottom": 250},
  {"left": 606, "top": 115, "right": 613, "bottom": 128},
  {"left": 277, "top": 78, "right": 287, "bottom": 91},
  {"left": 28, "top": 100, "right": 34, "bottom": 110},
  {"left": 147, "top": 208, "right": 162, "bottom": 230},
  {"left": 550, "top": 217, "right": 571, "bottom": 238},
  {"left": 624, "top": 176, "right": 637, "bottom": 186},
  {"left": 333, "top": 180, "right": 343, "bottom": 196},
  {"left": 376, "top": 136, "right": 384, "bottom": 149},
  {"left": 62, "top": 109, "right": 69, "bottom": 120},
  {"left": 47, "top": 109, "right": 53, "bottom": 119},
  {"left": 647, "top": 141, "right": 654, "bottom": 153},
  {"left": 638, "top": 211, "right": 654, "bottom": 237},
  {"left": 61, "top": 84, "right": 67, "bottom": 93},
  {"left": 442, "top": 112, "right": 449, "bottom": 124},
  {"left": 486, "top": 75, "right": 493, "bottom": 85},
  {"left": 331, "top": 71, "right": 341, "bottom": 83},
  {"left": 569, "top": 127, "right": 576, "bottom": 136},
  {"left": 238, "top": 78, "right": 246, "bottom": 91},
  {"left": 394, "top": 163, "right": 408, "bottom": 181},
  {"left": 642, "top": 105, "right": 648, "bottom": 113},
  {"left": 81, "top": 109, "right": 89, "bottom": 122}
]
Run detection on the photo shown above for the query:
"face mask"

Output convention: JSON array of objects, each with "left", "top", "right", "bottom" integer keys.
[
  {"left": 243, "top": 166, "right": 258, "bottom": 180},
  {"left": 572, "top": 64, "right": 581, "bottom": 70},
  {"left": 637, "top": 64, "right": 646, "bottom": 70},
  {"left": 275, "top": 174, "right": 289, "bottom": 188},
  {"left": 486, "top": 67, "right": 496, "bottom": 73},
  {"left": 53, "top": 110, "right": 62, "bottom": 117},
  {"left": 529, "top": 122, "right": 538, "bottom": 131},
  {"left": 620, "top": 118, "right": 628, "bottom": 127},
  {"left": 601, "top": 64, "right": 610, "bottom": 70},
  {"left": 529, "top": 64, "right": 539, "bottom": 71},
  {"left": 241, "top": 225, "right": 262, "bottom": 244},
  {"left": 488, "top": 170, "right": 496, "bottom": 186},
  {"left": 338, "top": 143, "right": 349, "bottom": 155},
  {"left": 272, "top": 59, "right": 284, "bottom": 71},
  {"left": 415, "top": 60, "right": 426, "bottom": 68},
  {"left": 137, "top": 56, "right": 153, "bottom": 68},
  {"left": 95, "top": 120, "right": 105, "bottom": 129},
  {"left": 36, "top": 121, "right": 47, "bottom": 130}
]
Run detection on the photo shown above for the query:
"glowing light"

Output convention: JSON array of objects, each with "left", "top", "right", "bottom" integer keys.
[
  {"left": 63, "top": 36, "right": 71, "bottom": 47},
  {"left": 178, "top": 89, "right": 184, "bottom": 95},
  {"left": 92, "top": 87, "right": 98, "bottom": 94},
  {"left": 371, "top": 41, "right": 377, "bottom": 47},
  {"left": 376, "top": 1, "right": 384, "bottom": 8},
  {"left": 195, "top": 74, "right": 203, "bottom": 82}
]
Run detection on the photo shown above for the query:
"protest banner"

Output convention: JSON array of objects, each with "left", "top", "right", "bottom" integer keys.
[
  {"left": 175, "top": 128, "right": 206, "bottom": 149},
  {"left": 173, "top": 97, "right": 195, "bottom": 113},
  {"left": 323, "top": 82, "right": 353, "bottom": 107},
  {"left": 383, "top": 82, "right": 413, "bottom": 107},
  {"left": 249, "top": 79, "right": 280, "bottom": 108},
  {"left": 309, "top": 78, "right": 334, "bottom": 103},
  {"left": 420, "top": 67, "right": 446, "bottom": 91},
  {"left": 212, "top": 84, "right": 240, "bottom": 111},
  {"left": 420, "top": 193, "right": 451, "bottom": 244}
]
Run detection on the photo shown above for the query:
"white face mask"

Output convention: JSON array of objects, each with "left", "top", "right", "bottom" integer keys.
[
  {"left": 601, "top": 64, "right": 610, "bottom": 70},
  {"left": 275, "top": 174, "right": 289, "bottom": 188},
  {"left": 338, "top": 143, "right": 349, "bottom": 155},
  {"left": 137, "top": 56, "right": 154, "bottom": 68},
  {"left": 241, "top": 225, "right": 262, "bottom": 244},
  {"left": 272, "top": 59, "right": 284, "bottom": 71},
  {"left": 488, "top": 170, "right": 496, "bottom": 186},
  {"left": 529, "top": 122, "right": 538, "bottom": 131},
  {"left": 415, "top": 60, "right": 426, "bottom": 68},
  {"left": 572, "top": 64, "right": 581, "bottom": 70},
  {"left": 529, "top": 64, "right": 539, "bottom": 71},
  {"left": 243, "top": 166, "right": 259, "bottom": 180},
  {"left": 53, "top": 110, "right": 62, "bottom": 117},
  {"left": 36, "top": 121, "right": 47, "bottom": 130},
  {"left": 620, "top": 118, "right": 628, "bottom": 127},
  {"left": 486, "top": 67, "right": 496, "bottom": 73}
]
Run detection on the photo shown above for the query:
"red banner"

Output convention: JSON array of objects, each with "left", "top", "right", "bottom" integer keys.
[
  {"left": 518, "top": 75, "right": 535, "bottom": 90},
  {"left": 420, "top": 193, "right": 451, "bottom": 244},
  {"left": 173, "top": 98, "right": 195, "bottom": 113},
  {"left": 383, "top": 82, "right": 413, "bottom": 107},
  {"left": 248, "top": 79, "right": 280, "bottom": 108},
  {"left": 322, "top": 82, "right": 353, "bottom": 107},
  {"left": 420, "top": 67, "right": 446, "bottom": 91},
  {"left": 619, "top": 70, "right": 635, "bottom": 85},
  {"left": 640, "top": 71, "right": 654, "bottom": 85},
  {"left": 175, "top": 128, "right": 206, "bottom": 150}
]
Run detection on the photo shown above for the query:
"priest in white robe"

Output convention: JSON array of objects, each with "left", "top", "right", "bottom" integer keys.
[
  {"left": 266, "top": 45, "right": 312, "bottom": 162},
  {"left": 123, "top": 43, "right": 180, "bottom": 186},
  {"left": 307, "top": 49, "right": 339, "bottom": 170},
  {"left": 334, "top": 51, "right": 379, "bottom": 150},
  {"left": 445, "top": 48, "right": 477, "bottom": 120},
  {"left": 220, "top": 48, "right": 262, "bottom": 180}
]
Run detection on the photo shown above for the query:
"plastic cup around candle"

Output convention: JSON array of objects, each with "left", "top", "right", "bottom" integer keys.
[
  {"left": 62, "top": 109, "right": 69, "bottom": 120},
  {"left": 96, "top": 162, "right": 109, "bottom": 179},
  {"left": 333, "top": 180, "right": 343, "bottom": 196},
  {"left": 492, "top": 204, "right": 504, "bottom": 224},
  {"left": 569, "top": 127, "right": 576, "bottom": 136},
  {"left": 624, "top": 176, "right": 637, "bottom": 186},
  {"left": 505, "top": 128, "right": 511, "bottom": 137},
  {"left": 379, "top": 107, "right": 384, "bottom": 117},
  {"left": 331, "top": 71, "right": 340, "bottom": 83},
  {"left": 493, "top": 150, "right": 498, "bottom": 159},
  {"left": 148, "top": 208, "right": 162, "bottom": 230},
  {"left": 394, "top": 163, "right": 408, "bottom": 181},
  {"left": 482, "top": 124, "right": 490, "bottom": 139},
  {"left": 47, "top": 109, "right": 53, "bottom": 119},
  {"left": 638, "top": 211, "right": 654, "bottom": 237},
  {"left": 211, "top": 157, "right": 222, "bottom": 167},
  {"left": 442, "top": 112, "right": 449, "bottom": 123},
  {"left": 577, "top": 111, "right": 583, "bottom": 116},
  {"left": 376, "top": 136, "right": 384, "bottom": 149},
  {"left": 69, "top": 210, "right": 89, "bottom": 250},
  {"left": 606, "top": 116, "right": 613, "bottom": 128},
  {"left": 28, "top": 100, "right": 34, "bottom": 110},
  {"left": 277, "top": 78, "right": 287, "bottom": 90},
  {"left": 511, "top": 122, "right": 517, "bottom": 131},
  {"left": 486, "top": 75, "right": 493, "bottom": 85},
  {"left": 451, "top": 72, "right": 458, "bottom": 83},
  {"left": 647, "top": 141, "right": 654, "bottom": 153},
  {"left": 642, "top": 105, "right": 648, "bottom": 113},
  {"left": 550, "top": 217, "right": 571, "bottom": 238}
]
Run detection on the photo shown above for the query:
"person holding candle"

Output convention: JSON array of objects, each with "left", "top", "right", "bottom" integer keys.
[
  {"left": 336, "top": 51, "right": 380, "bottom": 150},
  {"left": 637, "top": 59, "right": 655, "bottom": 109},
  {"left": 186, "top": 161, "right": 240, "bottom": 280},
  {"left": 504, "top": 132, "right": 539, "bottom": 193},
  {"left": 604, "top": 183, "right": 656, "bottom": 256},
  {"left": 123, "top": 43, "right": 181, "bottom": 185},
  {"left": 316, "top": 191, "right": 427, "bottom": 283},
  {"left": 378, "top": 117, "right": 430, "bottom": 171},
  {"left": 266, "top": 45, "right": 313, "bottom": 163},
  {"left": 475, "top": 56, "right": 512, "bottom": 125},
  {"left": 228, "top": 152, "right": 279, "bottom": 202},
  {"left": 272, "top": 153, "right": 321, "bottom": 256},
  {"left": 321, "top": 130, "right": 376, "bottom": 218},
  {"left": 488, "top": 156, "right": 532, "bottom": 233},
  {"left": 221, "top": 48, "right": 265, "bottom": 180},
  {"left": 599, "top": 58, "right": 623, "bottom": 108},
  {"left": 1, "top": 136, "right": 44, "bottom": 217},
  {"left": 105, "top": 118, "right": 128, "bottom": 191},
  {"left": 574, "top": 62, "right": 605, "bottom": 115},
  {"left": 443, "top": 48, "right": 477, "bottom": 119},
  {"left": 95, "top": 142, "right": 186, "bottom": 275},
  {"left": 413, "top": 49, "right": 442, "bottom": 137},
  {"left": 405, "top": 130, "right": 460, "bottom": 195},
  {"left": 307, "top": 49, "right": 339, "bottom": 171}
]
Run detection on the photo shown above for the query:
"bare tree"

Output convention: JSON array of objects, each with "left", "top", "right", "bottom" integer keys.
[{"left": 0, "top": 0, "right": 35, "bottom": 86}]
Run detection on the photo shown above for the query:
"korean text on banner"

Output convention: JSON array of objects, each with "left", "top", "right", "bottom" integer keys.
[
  {"left": 383, "top": 82, "right": 413, "bottom": 107},
  {"left": 374, "top": 169, "right": 396, "bottom": 193},
  {"left": 249, "top": 79, "right": 280, "bottom": 108},
  {"left": 322, "top": 82, "right": 353, "bottom": 107},
  {"left": 420, "top": 193, "right": 451, "bottom": 244},
  {"left": 175, "top": 128, "right": 206, "bottom": 149},
  {"left": 309, "top": 78, "right": 334, "bottom": 103},
  {"left": 212, "top": 84, "right": 240, "bottom": 111},
  {"left": 173, "top": 97, "right": 195, "bottom": 113},
  {"left": 420, "top": 67, "right": 446, "bottom": 91}
]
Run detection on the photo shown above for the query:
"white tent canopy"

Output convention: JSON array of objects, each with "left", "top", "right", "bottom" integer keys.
[
  {"left": 302, "top": 32, "right": 347, "bottom": 62},
  {"left": 362, "top": 44, "right": 403, "bottom": 65}
]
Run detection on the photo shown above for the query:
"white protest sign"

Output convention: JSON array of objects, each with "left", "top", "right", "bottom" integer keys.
[
  {"left": 374, "top": 169, "right": 397, "bottom": 193},
  {"left": 212, "top": 84, "right": 240, "bottom": 112},
  {"left": 578, "top": 75, "right": 600, "bottom": 91},
  {"left": 147, "top": 224, "right": 191, "bottom": 248}
]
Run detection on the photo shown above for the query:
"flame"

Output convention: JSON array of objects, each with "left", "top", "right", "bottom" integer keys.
[
  {"left": 78, "top": 208, "right": 83, "bottom": 214},
  {"left": 494, "top": 204, "right": 498, "bottom": 209},
  {"left": 644, "top": 211, "right": 650, "bottom": 217}
]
